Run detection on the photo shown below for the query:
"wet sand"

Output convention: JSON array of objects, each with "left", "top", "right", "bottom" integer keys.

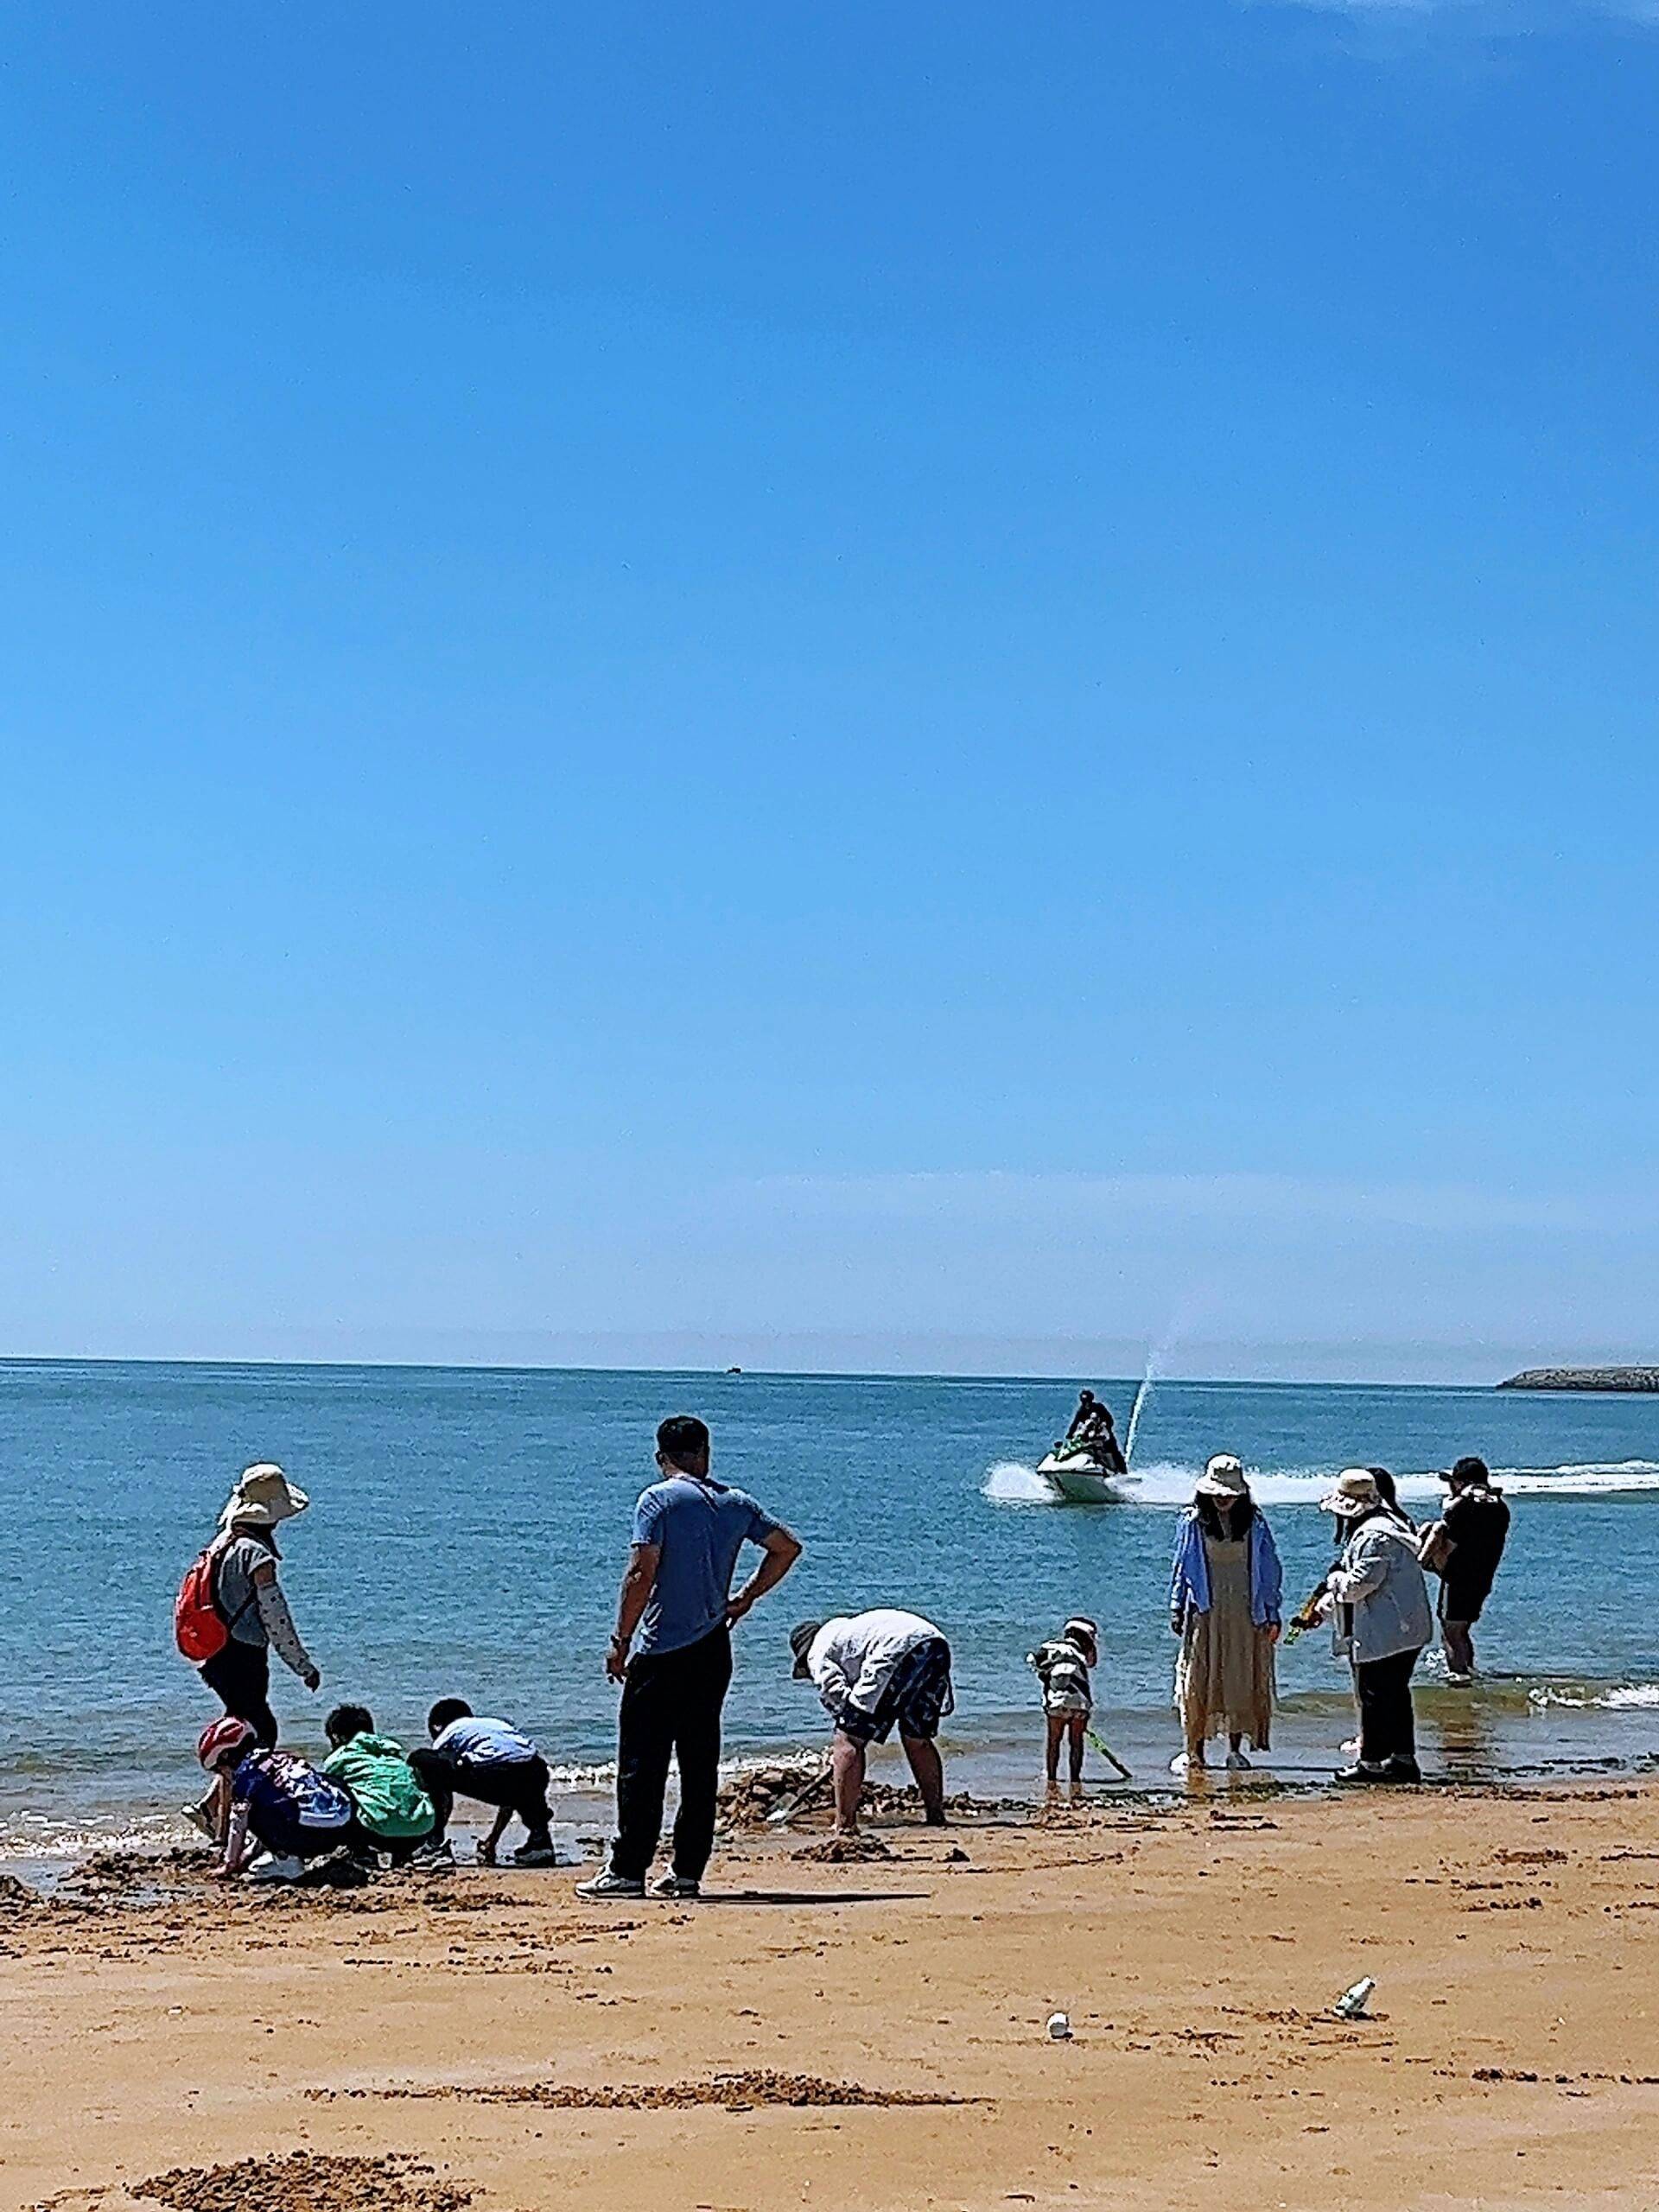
[{"left": 3, "top": 1779, "right": 1657, "bottom": 2212}]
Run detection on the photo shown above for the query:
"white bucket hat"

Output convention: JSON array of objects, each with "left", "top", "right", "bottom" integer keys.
[
  {"left": 1195, "top": 1452, "right": 1249, "bottom": 1500},
  {"left": 219, "top": 1461, "right": 309, "bottom": 1531},
  {"left": 1319, "top": 1467, "right": 1380, "bottom": 1519}
]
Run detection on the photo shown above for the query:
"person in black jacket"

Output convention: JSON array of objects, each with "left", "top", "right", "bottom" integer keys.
[{"left": 1429, "top": 1456, "right": 1511, "bottom": 1680}]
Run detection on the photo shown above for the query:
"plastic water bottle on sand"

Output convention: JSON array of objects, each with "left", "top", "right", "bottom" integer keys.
[
  {"left": 1333, "top": 1978, "right": 1375, "bottom": 2020},
  {"left": 1046, "top": 2012, "right": 1073, "bottom": 2040}
]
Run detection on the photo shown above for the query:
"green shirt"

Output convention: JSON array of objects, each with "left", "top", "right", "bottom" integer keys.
[{"left": 321, "top": 1732, "right": 435, "bottom": 1840}]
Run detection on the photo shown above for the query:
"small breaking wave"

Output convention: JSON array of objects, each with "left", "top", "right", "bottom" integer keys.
[{"left": 1528, "top": 1681, "right": 1659, "bottom": 1713}]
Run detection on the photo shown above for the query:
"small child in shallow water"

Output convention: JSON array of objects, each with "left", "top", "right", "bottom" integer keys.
[{"left": 1027, "top": 1618, "right": 1099, "bottom": 1787}]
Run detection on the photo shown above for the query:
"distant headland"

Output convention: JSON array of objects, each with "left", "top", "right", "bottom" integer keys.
[{"left": 1498, "top": 1366, "right": 1659, "bottom": 1393}]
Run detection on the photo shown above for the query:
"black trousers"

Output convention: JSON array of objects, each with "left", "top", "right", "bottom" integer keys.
[
  {"left": 200, "top": 1640, "right": 277, "bottom": 1747},
  {"left": 408, "top": 1748, "right": 553, "bottom": 1847},
  {"left": 613, "top": 1624, "right": 733, "bottom": 1882},
  {"left": 1354, "top": 1646, "right": 1422, "bottom": 1766}
]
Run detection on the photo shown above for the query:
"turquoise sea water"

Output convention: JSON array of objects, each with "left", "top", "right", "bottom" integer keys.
[{"left": 3, "top": 1359, "right": 1657, "bottom": 1858}]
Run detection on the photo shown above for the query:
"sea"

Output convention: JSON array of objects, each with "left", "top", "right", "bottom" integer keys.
[{"left": 3, "top": 1358, "right": 1657, "bottom": 1864}]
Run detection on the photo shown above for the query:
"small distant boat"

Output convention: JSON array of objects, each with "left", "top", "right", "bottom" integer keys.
[{"left": 1034, "top": 1439, "right": 1139, "bottom": 1505}]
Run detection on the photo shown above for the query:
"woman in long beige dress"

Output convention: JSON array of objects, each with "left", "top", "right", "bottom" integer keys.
[{"left": 1169, "top": 1454, "right": 1283, "bottom": 1774}]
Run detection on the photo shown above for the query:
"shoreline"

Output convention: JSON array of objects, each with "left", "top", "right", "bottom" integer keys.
[
  {"left": 4, "top": 1774, "right": 1658, "bottom": 2211},
  {"left": 6, "top": 1708, "right": 1656, "bottom": 1880}
]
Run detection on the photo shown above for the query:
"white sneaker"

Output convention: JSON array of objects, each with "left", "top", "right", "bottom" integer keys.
[
  {"left": 575, "top": 1869, "right": 645, "bottom": 1899},
  {"left": 245, "top": 1852, "right": 305, "bottom": 1884},
  {"left": 651, "top": 1872, "right": 702, "bottom": 1899},
  {"left": 1224, "top": 1750, "right": 1252, "bottom": 1771}
]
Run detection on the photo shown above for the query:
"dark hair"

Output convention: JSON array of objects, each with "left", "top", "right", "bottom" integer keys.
[
  {"left": 1197, "top": 1494, "right": 1255, "bottom": 1541},
  {"left": 657, "top": 1414, "right": 710, "bottom": 1467},
  {"left": 325, "top": 1702, "right": 374, "bottom": 1745},
  {"left": 428, "top": 1697, "right": 472, "bottom": 1736},
  {"left": 1450, "top": 1455, "right": 1491, "bottom": 1486}
]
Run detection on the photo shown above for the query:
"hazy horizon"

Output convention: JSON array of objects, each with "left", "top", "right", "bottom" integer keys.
[{"left": 0, "top": 1331, "right": 1636, "bottom": 1391}]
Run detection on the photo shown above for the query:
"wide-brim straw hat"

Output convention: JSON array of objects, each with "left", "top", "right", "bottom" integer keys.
[
  {"left": 1195, "top": 1453, "right": 1249, "bottom": 1500},
  {"left": 1319, "top": 1467, "right": 1381, "bottom": 1518},
  {"left": 219, "top": 1461, "right": 309, "bottom": 1531}
]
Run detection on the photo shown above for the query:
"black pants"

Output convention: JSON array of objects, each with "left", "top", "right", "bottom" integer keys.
[
  {"left": 613, "top": 1624, "right": 733, "bottom": 1882},
  {"left": 200, "top": 1640, "right": 277, "bottom": 1747},
  {"left": 1354, "top": 1647, "right": 1422, "bottom": 1767},
  {"left": 408, "top": 1748, "right": 552, "bottom": 1847}
]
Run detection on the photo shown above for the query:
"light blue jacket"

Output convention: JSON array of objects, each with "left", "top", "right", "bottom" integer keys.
[
  {"left": 1326, "top": 1514, "right": 1433, "bottom": 1664},
  {"left": 1169, "top": 1509, "right": 1283, "bottom": 1631}
]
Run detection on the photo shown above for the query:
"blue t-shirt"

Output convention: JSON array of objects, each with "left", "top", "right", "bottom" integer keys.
[{"left": 632, "top": 1475, "right": 779, "bottom": 1656}]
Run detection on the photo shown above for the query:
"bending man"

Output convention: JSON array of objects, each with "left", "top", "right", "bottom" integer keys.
[{"left": 790, "top": 1608, "right": 954, "bottom": 1834}]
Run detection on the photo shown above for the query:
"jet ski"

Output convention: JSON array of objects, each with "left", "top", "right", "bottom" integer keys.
[{"left": 1034, "top": 1437, "right": 1139, "bottom": 1505}]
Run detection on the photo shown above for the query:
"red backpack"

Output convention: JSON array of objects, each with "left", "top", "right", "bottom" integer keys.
[{"left": 175, "top": 1535, "right": 235, "bottom": 1662}]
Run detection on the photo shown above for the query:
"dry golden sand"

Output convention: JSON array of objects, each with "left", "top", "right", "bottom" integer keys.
[{"left": 4, "top": 1781, "right": 1658, "bottom": 2212}]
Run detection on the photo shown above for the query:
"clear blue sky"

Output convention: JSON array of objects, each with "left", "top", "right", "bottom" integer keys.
[{"left": 3, "top": 3, "right": 1656, "bottom": 1380}]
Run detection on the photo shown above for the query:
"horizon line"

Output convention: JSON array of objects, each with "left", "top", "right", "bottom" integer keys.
[{"left": 0, "top": 1349, "right": 1521, "bottom": 1391}]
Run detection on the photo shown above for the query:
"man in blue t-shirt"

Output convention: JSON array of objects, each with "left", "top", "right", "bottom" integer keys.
[{"left": 579, "top": 1414, "right": 801, "bottom": 1900}]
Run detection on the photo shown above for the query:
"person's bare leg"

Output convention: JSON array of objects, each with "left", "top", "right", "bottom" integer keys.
[
  {"left": 1229, "top": 1732, "right": 1244, "bottom": 1757},
  {"left": 830, "top": 1731, "right": 867, "bottom": 1834},
  {"left": 901, "top": 1733, "right": 947, "bottom": 1824},
  {"left": 1444, "top": 1620, "right": 1475, "bottom": 1676},
  {"left": 1045, "top": 1713, "right": 1065, "bottom": 1785},
  {"left": 1067, "top": 1716, "right": 1085, "bottom": 1786}
]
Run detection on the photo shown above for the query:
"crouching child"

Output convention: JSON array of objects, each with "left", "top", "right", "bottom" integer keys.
[
  {"left": 321, "top": 1704, "right": 443, "bottom": 1865},
  {"left": 196, "top": 1716, "right": 359, "bottom": 1882},
  {"left": 409, "top": 1699, "right": 557, "bottom": 1866}
]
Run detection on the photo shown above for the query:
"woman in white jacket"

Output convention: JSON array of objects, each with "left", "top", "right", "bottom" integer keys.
[{"left": 1308, "top": 1467, "right": 1433, "bottom": 1784}]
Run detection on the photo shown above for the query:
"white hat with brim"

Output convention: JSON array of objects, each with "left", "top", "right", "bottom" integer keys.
[
  {"left": 219, "top": 1462, "right": 309, "bottom": 1531},
  {"left": 1195, "top": 1453, "right": 1249, "bottom": 1499},
  {"left": 1319, "top": 1467, "right": 1380, "bottom": 1518}
]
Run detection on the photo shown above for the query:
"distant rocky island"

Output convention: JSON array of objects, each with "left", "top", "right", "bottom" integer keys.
[{"left": 1498, "top": 1366, "right": 1659, "bottom": 1393}]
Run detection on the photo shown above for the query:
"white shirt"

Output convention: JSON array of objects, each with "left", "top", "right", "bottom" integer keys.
[{"left": 808, "top": 1608, "right": 941, "bottom": 1719}]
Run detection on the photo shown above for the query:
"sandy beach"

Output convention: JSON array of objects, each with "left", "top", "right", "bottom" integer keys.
[{"left": 5, "top": 1777, "right": 1657, "bottom": 2212}]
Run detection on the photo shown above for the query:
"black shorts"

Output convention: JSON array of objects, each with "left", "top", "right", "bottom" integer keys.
[{"left": 1440, "top": 1580, "right": 1493, "bottom": 1626}]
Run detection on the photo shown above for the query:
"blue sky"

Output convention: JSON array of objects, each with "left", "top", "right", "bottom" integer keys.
[{"left": 3, "top": 3, "right": 1656, "bottom": 1379}]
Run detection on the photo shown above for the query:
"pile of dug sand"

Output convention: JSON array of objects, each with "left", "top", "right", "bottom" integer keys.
[
  {"left": 134, "top": 2152, "right": 472, "bottom": 2212},
  {"left": 716, "top": 1759, "right": 829, "bottom": 1827}
]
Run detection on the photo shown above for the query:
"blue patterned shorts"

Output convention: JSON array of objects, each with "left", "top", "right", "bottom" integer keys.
[{"left": 836, "top": 1637, "right": 955, "bottom": 1745}]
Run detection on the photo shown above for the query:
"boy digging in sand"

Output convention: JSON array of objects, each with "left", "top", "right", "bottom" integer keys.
[
  {"left": 408, "top": 1699, "right": 558, "bottom": 1866},
  {"left": 1027, "top": 1617, "right": 1099, "bottom": 1789}
]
